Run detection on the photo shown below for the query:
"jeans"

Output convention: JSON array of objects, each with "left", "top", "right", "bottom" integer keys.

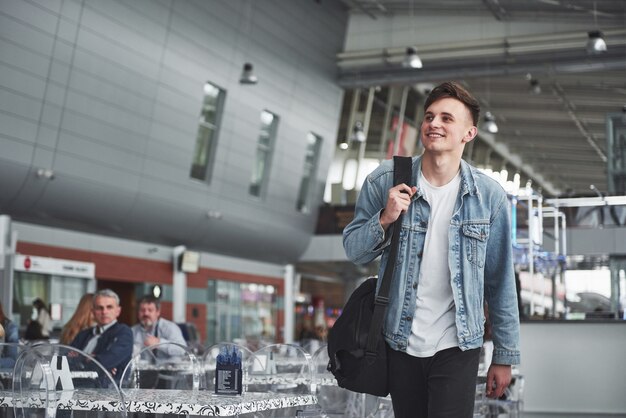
[{"left": 388, "top": 346, "right": 480, "bottom": 418}]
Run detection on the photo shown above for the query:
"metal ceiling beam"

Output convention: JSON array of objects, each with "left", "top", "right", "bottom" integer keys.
[
  {"left": 337, "top": 28, "right": 626, "bottom": 88},
  {"left": 476, "top": 132, "right": 561, "bottom": 196},
  {"left": 546, "top": 196, "right": 626, "bottom": 207},
  {"left": 338, "top": 53, "right": 626, "bottom": 88}
]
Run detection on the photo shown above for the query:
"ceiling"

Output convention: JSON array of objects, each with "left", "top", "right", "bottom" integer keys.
[{"left": 335, "top": 0, "right": 626, "bottom": 198}]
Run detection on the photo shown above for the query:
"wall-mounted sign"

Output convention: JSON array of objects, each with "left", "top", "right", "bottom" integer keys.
[
  {"left": 14, "top": 254, "right": 95, "bottom": 279},
  {"left": 179, "top": 251, "right": 200, "bottom": 273}
]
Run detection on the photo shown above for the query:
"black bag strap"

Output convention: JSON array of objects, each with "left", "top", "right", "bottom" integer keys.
[{"left": 364, "top": 155, "right": 413, "bottom": 358}]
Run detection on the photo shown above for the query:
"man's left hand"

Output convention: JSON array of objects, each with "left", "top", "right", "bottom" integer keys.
[
  {"left": 486, "top": 363, "right": 512, "bottom": 399},
  {"left": 144, "top": 334, "right": 160, "bottom": 347}
]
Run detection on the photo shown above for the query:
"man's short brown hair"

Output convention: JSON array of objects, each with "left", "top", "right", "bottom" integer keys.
[
  {"left": 424, "top": 81, "right": 480, "bottom": 126},
  {"left": 138, "top": 294, "right": 160, "bottom": 310}
]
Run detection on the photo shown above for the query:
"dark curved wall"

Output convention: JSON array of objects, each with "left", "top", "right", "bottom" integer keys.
[{"left": 0, "top": 0, "right": 347, "bottom": 263}]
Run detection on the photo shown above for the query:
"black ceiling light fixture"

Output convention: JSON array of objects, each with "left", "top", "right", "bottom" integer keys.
[
  {"left": 587, "top": 2, "right": 607, "bottom": 54},
  {"left": 403, "top": 47, "right": 423, "bottom": 69},
  {"left": 483, "top": 111, "right": 499, "bottom": 134},
  {"left": 239, "top": 62, "right": 258, "bottom": 85},
  {"left": 587, "top": 30, "right": 607, "bottom": 54},
  {"left": 529, "top": 78, "right": 541, "bottom": 94},
  {"left": 351, "top": 120, "right": 366, "bottom": 142}
]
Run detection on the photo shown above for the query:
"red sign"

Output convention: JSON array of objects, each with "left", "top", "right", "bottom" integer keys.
[{"left": 24, "top": 256, "right": 31, "bottom": 270}]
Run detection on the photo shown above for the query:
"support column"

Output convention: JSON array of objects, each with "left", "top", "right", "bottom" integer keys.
[
  {"left": 283, "top": 264, "right": 295, "bottom": 344},
  {"left": 0, "top": 215, "right": 15, "bottom": 314},
  {"left": 172, "top": 245, "right": 187, "bottom": 323}
]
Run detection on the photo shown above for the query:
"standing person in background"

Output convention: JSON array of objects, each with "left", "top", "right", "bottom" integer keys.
[
  {"left": 131, "top": 295, "right": 187, "bottom": 359},
  {"left": 70, "top": 289, "right": 133, "bottom": 380},
  {"left": 343, "top": 81, "right": 520, "bottom": 418},
  {"left": 32, "top": 298, "right": 53, "bottom": 337},
  {"left": 0, "top": 301, "right": 19, "bottom": 369},
  {"left": 60, "top": 293, "right": 95, "bottom": 345}
]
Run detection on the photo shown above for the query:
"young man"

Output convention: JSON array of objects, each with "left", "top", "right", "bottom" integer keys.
[
  {"left": 131, "top": 295, "right": 187, "bottom": 359},
  {"left": 343, "top": 82, "right": 520, "bottom": 418},
  {"left": 70, "top": 289, "right": 133, "bottom": 381}
]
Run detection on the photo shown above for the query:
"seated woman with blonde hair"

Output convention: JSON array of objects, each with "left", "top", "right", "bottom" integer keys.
[
  {"left": 0, "top": 301, "right": 19, "bottom": 369},
  {"left": 60, "top": 293, "right": 96, "bottom": 345}
]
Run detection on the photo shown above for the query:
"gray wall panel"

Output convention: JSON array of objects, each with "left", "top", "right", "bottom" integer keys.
[
  {"left": 60, "top": 111, "right": 148, "bottom": 154},
  {"left": 43, "top": 82, "right": 68, "bottom": 107},
  {"left": 0, "top": 37, "right": 51, "bottom": 80},
  {"left": 0, "top": 87, "right": 41, "bottom": 120},
  {"left": 114, "top": 0, "right": 172, "bottom": 28},
  {"left": 81, "top": 1, "right": 168, "bottom": 51},
  {"left": 57, "top": 131, "right": 144, "bottom": 173},
  {"left": 35, "top": 179, "right": 136, "bottom": 228},
  {"left": 52, "top": 152, "right": 140, "bottom": 190},
  {"left": 75, "top": 31, "right": 160, "bottom": 80},
  {"left": 69, "top": 72, "right": 156, "bottom": 117},
  {"left": 72, "top": 50, "right": 159, "bottom": 99},
  {"left": 0, "top": 159, "right": 31, "bottom": 207},
  {"left": 0, "top": 2, "right": 59, "bottom": 41},
  {"left": 0, "top": 135, "right": 35, "bottom": 163},
  {"left": 154, "top": 88, "right": 197, "bottom": 118},
  {"left": 0, "top": 111, "right": 38, "bottom": 142},
  {"left": 34, "top": 125, "right": 59, "bottom": 150},
  {"left": 48, "top": 60, "right": 72, "bottom": 86},
  {"left": 39, "top": 104, "right": 63, "bottom": 130},
  {"left": 148, "top": 120, "right": 194, "bottom": 150}
]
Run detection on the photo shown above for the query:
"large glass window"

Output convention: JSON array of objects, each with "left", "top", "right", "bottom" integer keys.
[
  {"left": 13, "top": 272, "right": 93, "bottom": 329},
  {"left": 249, "top": 110, "right": 279, "bottom": 197},
  {"left": 190, "top": 81, "right": 226, "bottom": 182},
  {"left": 297, "top": 132, "right": 323, "bottom": 213},
  {"left": 206, "top": 280, "right": 277, "bottom": 347}
]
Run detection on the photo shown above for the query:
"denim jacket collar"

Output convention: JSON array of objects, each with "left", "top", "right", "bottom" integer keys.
[{"left": 413, "top": 157, "right": 481, "bottom": 201}]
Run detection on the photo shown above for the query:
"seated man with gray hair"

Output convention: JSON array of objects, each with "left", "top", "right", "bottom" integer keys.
[{"left": 70, "top": 289, "right": 133, "bottom": 380}]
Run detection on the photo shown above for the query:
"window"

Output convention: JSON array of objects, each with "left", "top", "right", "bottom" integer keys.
[
  {"left": 297, "top": 132, "right": 323, "bottom": 212},
  {"left": 249, "top": 110, "right": 279, "bottom": 197},
  {"left": 206, "top": 280, "right": 277, "bottom": 345},
  {"left": 190, "top": 81, "right": 225, "bottom": 182}
]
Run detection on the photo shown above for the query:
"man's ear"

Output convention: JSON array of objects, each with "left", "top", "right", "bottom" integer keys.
[{"left": 463, "top": 126, "right": 478, "bottom": 143}]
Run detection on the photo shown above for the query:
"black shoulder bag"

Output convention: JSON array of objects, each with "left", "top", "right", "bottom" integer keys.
[{"left": 326, "top": 156, "right": 413, "bottom": 397}]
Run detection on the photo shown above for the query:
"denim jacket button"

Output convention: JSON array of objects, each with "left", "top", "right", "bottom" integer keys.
[
  {"left": 412, "top": 283, "right": 417, "bottom": 289},
  {"left": 406, "top": 316, "right": 412, "bottom": 321}
]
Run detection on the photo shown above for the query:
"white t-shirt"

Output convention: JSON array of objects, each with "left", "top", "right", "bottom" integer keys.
[{"left": 406, "top": 171, "right": 461, "bottom": 357}]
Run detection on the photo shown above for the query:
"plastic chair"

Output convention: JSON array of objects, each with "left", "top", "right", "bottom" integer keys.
[
  {"left": 310, "top": 344, "right": 347, "bottom": 417},
  {"left": 202, "top": 342, "right": 256, "bottom": 393},
  {"left": 0, "top": 342, "right": 26, "bottom": 390},
  {"left": 246, "top": 344, "right": 317, "bottom": 418},
  {"left": 247, "top": 343, "right": 312, "bottom": 395},
  {"left": 12, "top": 343, "right": 127, "bottom": 418},
  {"left": 310, "top": 345, "right": 391, "bottom": 418},
  {"left": 119, "top": 341, "right": 200, "bottom": 392}
]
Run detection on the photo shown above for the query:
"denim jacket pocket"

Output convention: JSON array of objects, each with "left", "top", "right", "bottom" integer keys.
[{"left": 462, "top": 222, "right": 489, "bottom": 268}]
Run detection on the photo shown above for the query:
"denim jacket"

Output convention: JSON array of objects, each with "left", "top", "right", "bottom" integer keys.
[{"left": 343, "top": 156, "right": 520, "bottom": 365}]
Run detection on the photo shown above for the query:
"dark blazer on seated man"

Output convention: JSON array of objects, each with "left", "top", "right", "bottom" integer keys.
[{"left": 70, "top": 289, "right": 133, "bottom": 380}]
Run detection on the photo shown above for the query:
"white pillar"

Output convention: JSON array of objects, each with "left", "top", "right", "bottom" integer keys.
[
  {"left": 0, "top": 215, "right": 15, "bottom": 314},
  {"left": 172, "top": 245, "right": 187, "bottom": 323},
  {"left": 283, "top": 264, "right": 295, "bottom": 343}
]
